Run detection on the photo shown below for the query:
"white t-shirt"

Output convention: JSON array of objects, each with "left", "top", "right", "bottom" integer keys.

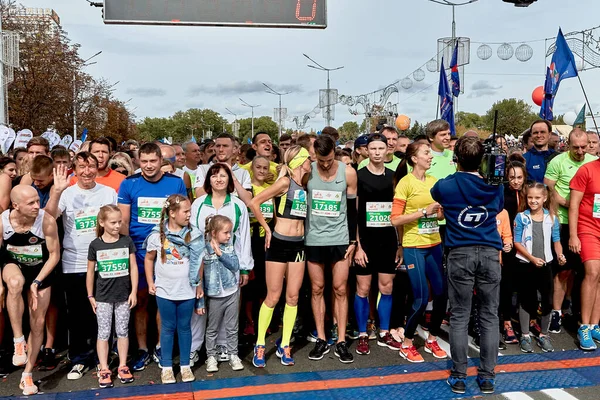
[
  {"left": 193, "top": 163, "right": 251, "bottom": 191},
  {"left": 146, "top": 232, "right": 195, "bottom": 301},
  {"left": 59, "top": 183, "right": 118, "bottom": 274},
  {"left": 173, "top": 168, "right": 185, "bottom": 179}
]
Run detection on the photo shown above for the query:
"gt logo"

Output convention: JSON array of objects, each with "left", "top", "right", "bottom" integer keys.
[{"left": 458, "top": 206, "right": 489, "bottom": 229}]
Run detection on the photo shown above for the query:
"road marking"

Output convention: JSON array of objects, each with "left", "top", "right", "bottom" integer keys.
[
  {"left": 502, "top": 392, "right": 535, "bottom": 400},
  {"left": 438, "top": 324, "right": 504, "bottom": 357},
  {"left": 541, "top": 388, "right": 580, "bottom": 400},
  {"left": 416, "top": 325, "right": 451, "bottom": 357}
]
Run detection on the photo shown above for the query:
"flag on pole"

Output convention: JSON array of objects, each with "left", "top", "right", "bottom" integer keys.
[
  {"left": 540, "top": 67, "right": 554, "bottom": 120},
  {"left": 450, "top": 40, "right": 460, "bottom": 97},
  {"left": 81, "top": 128, "right": 88, "bottom": 143},
  {"left": 574, "top": 103, "right": 586, "bottom": 126},
  {"left": 438, "top": 58, "right": 456, "bottom": 136}
]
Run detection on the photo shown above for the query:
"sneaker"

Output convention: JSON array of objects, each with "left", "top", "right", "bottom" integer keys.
[
  {"left": 591, "top": 325, "right": 600, "bottom": 343},
  {"left": 578, "top": 325, "right": 598, "bottom": 351},
  {"left": 206, "top": 356, "right": 219, "bottom": 372},
  {"left": 152, "top": 347, "right": 162, "bottom": 367},
  {"left": 181, "top": 366, "right": 195, "bottom": 383},
  {"left": 67, "top": 363, "right": 88, "bottom": 380},
  {"left": 216, "top": 345, "right": 230, "bottom": 362},
  {"left": 252, "top": 345, "right": 266, "bottom": 368},
  {"left": 356, "top": 335, "right": 370, "bottom": 355},
  {"left": 367, "top": 319, "right": 377, "bottom": 340},
  {"left": 229, "top": 354, "right": 244, "bottom": 371},
  {"left": 346, "top": 324, "right": 360, "bottom": 340},
  {"left": 118, "top": 366, "right": 134, "bottom": 384},
  {"left": 327, "top": 324, "right": 339, "bottom": 346},
  {"left": 243, "top": 320, "right": 255, "bottom": 336},
  {"left": 39, "top": 347, "right": 57, "bottom": 371},
  {"left": 476, "top": 376, "right": 495, "bottom": 394},
  {"left": 549, "top": 311, "right": 562, "bottom": 334},
  {"left": 98, "top": 369, "right": 113, "bottom": 388},
  {"left": 519, "top": 335, "right": 534, "bottom": 353},
  {"left": 189, "top": 350, "right": 199, "bottom": 368},
  {"left": 308, "top": 338, "right": 330, "bottom": 360},
  {"left": 334, "top": 341, "right": 354, "bottom": 364},
  {"left": 278, "top": 345, "right": 295, "bottom": 366},
  {"left": 19, "top": 374, "right": 38, "bottom": 396},
  {"left": 399, "top": 345, "right": 424, "bottom": 363},
  {"left": 447, "top": 376, "right": 466, "bottom": 394},
  {"left": 12, "top": 341, "right": 27, "bottom": 367},
  {"left": 377, "top": 332, "right": 403, "bottom": 350},
  {"left": 161, "top": 368, "right": 176, "bottom": 384},
  {"left": 421, "top": 311, "right": 432, "bottom": 331},
  {"left": 132, "top": 350, "right": 151, "bottom": 371},
  {"left": 499, "top": 340, "right": 507, "bottom": 351},
  {"left": 537, "top": 335, "right": 554, "bottom": 352},
  {"left": 424, "top": 340, "right": 447, "bottom": 359},
  {"left": 503, "top": 326, "right": 518, "bottom": 344},
  {"left": 306, "top": 330, "right": 319, "bottom": 343},
  {"left": 529, "top": 321, "right": 542, "bottom": 337}
]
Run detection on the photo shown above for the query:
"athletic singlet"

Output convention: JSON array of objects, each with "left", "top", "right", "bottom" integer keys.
[
  {"left": 357, "top": 166, "right": 396, "bottom": 245},
  {"left": 249, "top": 183, "right": 272, "bottom": 237},
  {"left": 2, "top": 209, "right": 48, "bottom": 267},
  {"left": 274, "top": 177, "right": 307, "bottom": 221}
]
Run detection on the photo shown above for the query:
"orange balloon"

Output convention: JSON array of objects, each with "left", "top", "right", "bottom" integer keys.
[
  {"left": 532, "top": 86, "right": 544, "bottom": 106},
  {"left": 395, "top": 115, "right": 411, "bottom": 131}
]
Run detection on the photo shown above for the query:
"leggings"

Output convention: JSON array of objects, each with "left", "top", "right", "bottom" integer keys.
[
  {"left": 518, "top": 261, "right": 553, "bottom": 335},
  {"left": 403, "top": 245, "right": 446, "bottom": 339},
  {"left": 96, "top": 301, "right": 130, "bottom": 341},
  {"left": 156, "top": 296, "right": 195, "bottom": 368}
]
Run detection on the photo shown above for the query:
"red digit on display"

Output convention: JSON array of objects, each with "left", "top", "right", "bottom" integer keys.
[{"left": 296, "top": 0, "right": 317, "bottom": 22}]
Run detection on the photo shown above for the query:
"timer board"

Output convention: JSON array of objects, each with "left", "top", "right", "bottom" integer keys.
[{"left": 103, "top": 0, "right": 327, "bottom": 29}]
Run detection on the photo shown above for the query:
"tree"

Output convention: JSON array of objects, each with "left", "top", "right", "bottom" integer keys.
[
  {"left": 407, "top": 121, "right": 425, "bottom": 139},
  {"left": 137, "top": 108, "right": 228, "bottom": 144},
  {"left": 237, "top": 116, "right": 278, "bottom": 144},
  {"left": 455, "top": 112, "right": 484, "bottom": 130},
  {"left": 482, "top": 99, "right": 539, "bottom": 138},
  {"left": 338, "top": 121, "right": 359, "bottom": 143}
]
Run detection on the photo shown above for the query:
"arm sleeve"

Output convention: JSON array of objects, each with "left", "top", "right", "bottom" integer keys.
[
  {"left": 128, "top": 237, "right": 136, "bottom": 254},
  {"left": 391, "top": 198, "right": 407, "bottom": 220},
  {"left": 146, "top": 233, "right": 161, "bottom": 253},
  {"left": 58, "top": 191, "right": 67, "bottom": 214},
  {"left": 117, "top": 180, "right": 132, "bottom": 205},
  {"left": 570, "top": 165, "right": 589, "bottom": 192},
  {"left": 499, "top": 212, "right": 512, "bottom": 243},
  {"left": 219, "top": 248, "right": 240, "bottom": 272},
  {"left": 347, "top": 197, "right": 357, "bottom": 241},
  {"left": 193, "top": 166, "right": 207, "bottom": 189},
  {"left": 234, "top": 202, "right": 254, "bottom": 273},
  {"left": 178, "top": 179, "right": 188, "bottom": 197},
  {"left": 239, "top": 170, "right": 252, "bottom": 190},
  {"left": 87, "top": 241, "right": 97, "bottom": 262},
  {"left": 544, "top": 157, "right": 560, "bottom": 181},
  {"left": 552, "top": 217, "right": 561, "bottom": 243},
  {"left": 513, "top": 214, "right": 524, "bottom": 244}
]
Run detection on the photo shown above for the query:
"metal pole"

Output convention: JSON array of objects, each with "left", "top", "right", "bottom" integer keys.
[
  {"left": 73, "top": 72, "right": 77, "bottom": 142},
  {"left": 278, "top": 94, "right": 282, "bottom": 137},
  {"left": 251, "top": 107, "right": 254, "bottom": 137},
  {"left": 326, "top": 70, "right": 331, "bottom": 126},
  {"left": 577, "top": 75, "right": 600, "bottom": 133}
]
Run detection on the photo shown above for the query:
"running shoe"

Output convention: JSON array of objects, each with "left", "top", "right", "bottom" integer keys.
[
  {"left": 217, "top": 345, "right": 230, "bottom": 362},
  {"left": 377, "top": 332, "right": 403, "bottom": 350},
  {"left": 161, "top": 368, "right": 176, "bottom": 384},
  {"left": 367, "top": 319, "right": 377, "bottom": 340},
  {"left": 206, "top": 356, "right": 219, "bottom": 372},
  {"left": 334, "top": 341, "right": 354, "bottom": 364},
  {"left": 181, "top": 366, "right": 195, "bottom": 382},
  {"left": 578, "top": 325, "right": 597, "bottom": 351},
  {"left": 424, "top": 340, "right": 447, "bottom": 359},
  {"left": 67, "top": 363, "right": 88, "bottom": 380},
  {"left": 399, "top": 345, "right": 424, "bottom": 363},
  {"left": 519, "top": 335, "right": 534, "bottom": 353},
  {"left": 118, "top": 366, "right": 134, "bottom": 384},
  {"left": 447, "top": 376, "right": 466, "bottom": 394},
  {"left": 591, "top": 325, "right": 600, "bottom": 343},
  {"left": 327, "top": 324, "right": 339, "bottom": 346},
  {"left": 12, "top": 341, "right": 27, "bottom": 367},
  {"left": 229, "top": 354, "right": 244, "bottom": 371},
  {"left": 499, "top": 340, "right": 507, "bottom": 351},
  {"left": 537, "top": 335, "right": 554, "bottom": 352},
  {"left": 308, "top": 339, "right": 330, "bottom": 360},
  {"left": 503, "top": 326, "right": 518, "bottom": 344},
  {"left": 39, "top": 347, "right": 57, "bottom": 371},
  {"left": 132, "top": 350, "right": 151, "bottom": 371},
  {"left": 549, "top": 311, "right": 562, "bottom": 334},
  {"left": 19, "top": 374, "right": 38, "bottom": 396},
  {"left": 421, "top": 311, "right": 432, "bottom": 331},
  {"left": 277, "top": 345, "right": 295, "bottom": 366},
  {"left": 476, "top": 376, "right": 495, "bottom": 394},
  {"left": 306, "top": 330, "right": 319, "bottom": 343},
  {"left": 529, "top": 321, "right": 542, "bottom": 337},
  {"left": 243, "top": 320, "right": 255, "bottom": 336},
  {"left": 152, "top": 347, "right": 162, "bottom": 367},
  {"left": 355, "top": 335, "right": 370, "bottom": 355},
  {"left": 98, "top": 369, "right": 113, "bottom": 388},
  {"left": 253, "top": 345, "right": 266, "bottom": 368},
  {"left": 346, "top": 324, "right": 360, "bottom": 340},
  {"left": 190, "top": 350, "right": 199, "bottom": 368}
]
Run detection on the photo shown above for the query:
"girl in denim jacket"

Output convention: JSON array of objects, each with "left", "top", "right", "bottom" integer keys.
[{"left": 198, "top": 215, "right": 243, "bottom": 373}]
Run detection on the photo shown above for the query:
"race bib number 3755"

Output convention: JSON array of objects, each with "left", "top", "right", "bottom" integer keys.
[{"left": 137, "top": 197, "right": 163, "bottom": 224}]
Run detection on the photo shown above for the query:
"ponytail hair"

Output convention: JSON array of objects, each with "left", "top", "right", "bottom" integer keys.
[
  {"left": 277, "top": 145, "right": 304, "bottom": 180},
  {"left": 96, "top": 204, "right": 121, "bottom": 238},
  {"left": 205, "top": 214, "right": 233, "bottom": 242},
  {"left": 159, "top": 194, "right": 191, "bottom": 263}
]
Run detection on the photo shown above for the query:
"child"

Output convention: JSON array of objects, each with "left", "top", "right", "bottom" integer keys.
[
  {"left": 199, "top": 215, "right": 243, "bottom": 373},
  {"left": 87, "top": 205, "right": 138, "bottom": 388},
  {"left": 145, "top": 194, "right": 202, "bottom": 384},
  {"left": 514, "top": 183, "right": 566, "bottom": 353}
]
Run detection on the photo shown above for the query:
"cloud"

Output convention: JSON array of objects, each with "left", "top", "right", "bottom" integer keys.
[
  {"left": 187, "top": 81, "right": 303, "bottom": 97},
  {"left": 468, "top": 80, "right": 503, "bottom": 98},
  {"left": 126, "top": 87, "right": 167, "bottom": 97}
]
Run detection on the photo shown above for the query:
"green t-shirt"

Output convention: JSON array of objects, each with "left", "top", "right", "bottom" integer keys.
[
  {"left": 428, "top": 149, "right": 456, "bottom": 180},
  {"left": 358, "top": 155, "right": 401, "bottom": 172},
  {"left": 544, "top": 152, "right": 598, "bottom": 224}
]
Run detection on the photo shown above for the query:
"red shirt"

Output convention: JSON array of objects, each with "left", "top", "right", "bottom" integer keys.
[{"left": 570, "top": 159, "right": 600, "bottom": 236}]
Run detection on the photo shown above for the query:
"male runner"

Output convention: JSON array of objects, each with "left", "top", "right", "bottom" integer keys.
[
  {"left": 70, "top": 138, "right": 125, "bottom": 192},
  {"left": 240, "top": 132, "right": 278, "bottom": 183},
  {"left": 358, "top": 126, "right": 401, "bottom": 171}
]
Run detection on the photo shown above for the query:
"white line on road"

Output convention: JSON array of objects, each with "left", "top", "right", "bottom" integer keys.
[
  {"left": 541, "top": 388, "right": 580, "bottom": 400},
  {"left": 416, "top": 325, "right": 452, "bottom": 357},
  {"left": 502, "top": 392, "right": 536, "bottom": 400}
]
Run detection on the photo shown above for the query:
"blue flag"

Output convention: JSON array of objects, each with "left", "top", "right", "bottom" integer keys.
[
  {"left": 540, "top": 67, "right": 554, "bottom": 120},
  {"left": 438, "top": 58, "right": 455, "bottom": 136},
  {"left": 450, "top": 40, "right": 460, "bottom": 97},
  {"left": 81, "top": 128, "right": 88, "bottom": 142}
]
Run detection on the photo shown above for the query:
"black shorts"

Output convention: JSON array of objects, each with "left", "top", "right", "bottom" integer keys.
[
  {"left": 554, "top": 223, "right": 583, "bottom": 274},
  {"left": 306, "top": 245, "right": 348, "bottom": 266},
  {"left": 3, "top": 262, "right": 54, "bottom": 290},
  {"left": 354, "top": 240, "right": 398, "bottom": 276},
  {"left": 266, "top": 233, "right": 305, "bottom": 263}
]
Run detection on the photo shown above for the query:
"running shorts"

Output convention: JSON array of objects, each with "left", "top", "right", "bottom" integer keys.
[
  {"left": 266, "top": 233, "right": 305, "bottom": 263},
  {"left": 354, "top": 240, "right": 398, "bottom": 276},
  {"left": 306, "top": 245, "right": 348, "bottom": 266},
  {"left": 580, "top": 233, "right": 600, "bottom": 264}
]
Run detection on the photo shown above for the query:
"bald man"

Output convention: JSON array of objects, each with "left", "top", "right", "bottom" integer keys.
[
  {"left": 1, "top": 185, "right": 60, "bottom": 395},
  {"left": 160, "top": 145, "right": 192, "bottom": 198}
]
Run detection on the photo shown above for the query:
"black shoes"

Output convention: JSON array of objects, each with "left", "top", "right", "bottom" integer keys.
[
  {"left": 308, "top": 338, "right": 330, "bottom": 360},
  {"left": 334, "top": 341, "right": 354, "bottom": 363}
]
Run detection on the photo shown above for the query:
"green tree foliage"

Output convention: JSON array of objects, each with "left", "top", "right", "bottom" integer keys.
[
  {"left": 456, "top": 112, "right": 484, "bottom": 130},
  {"left": 483, "top": 99, "right": 538, "bottom": 138},
  {"left": 137, "top": 108, "right": 228, "bottom": 143},
  {"left": 237, "top": 116, "right": 279, "bottom": 144},
  {"left": 407, "top": 121, "right": 426, "bottom": 139},
  {"left": 338, "top": 121, "right": 360, "bottom": 143}
]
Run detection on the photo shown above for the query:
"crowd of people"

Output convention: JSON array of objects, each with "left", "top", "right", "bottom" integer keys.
[{"left": 0, "top": 120, "right": 598, "bottom": 396}]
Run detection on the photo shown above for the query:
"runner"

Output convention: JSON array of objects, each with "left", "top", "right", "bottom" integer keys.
[
  {"left": 391, "top": 141, "right": 447, "bottom": 363},
  {"left": 71, "top": 138, "right": 125, "bottom": 193},
  {"left": 354, "top": 133, "right": 401, "bottom": 356},
  {"left": 240, "top": 132, "right": 278, "bottom": 184},
  {"left": 278, "top": 133, "right": 293, "bottom": 159},
  {"left": 587, "top": 131, "right": 599, "bottom": 156},
  {"left": 358, "top": 126, "right": 401, "bottom": 171},
  {"left": 117, "top": 143, "right": 187, "bottom": 371},
  {"left": 305, "top": 134, "right": 358, "bottom": 364},
  {"left": 161, "top": 144, "right": 192, "bottom": 196},
  {"left": 183, "top": 141, "right": 202, "bottom": 188},
  {"left": 248, "top": 146, "right": 312, "bottom": 368},
  {"left": 1, "top": 185, "right": 60, "bottom": 395}
]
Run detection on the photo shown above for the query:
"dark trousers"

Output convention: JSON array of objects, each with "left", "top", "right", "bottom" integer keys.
[
  {"left": 64, "top": 273, "right": 97, "bottom": 366},
  {"left": 500, "top": 249, "right": 518, "bottom": 323}
]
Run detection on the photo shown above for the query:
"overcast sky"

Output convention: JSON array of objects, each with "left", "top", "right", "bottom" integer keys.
[{"left": 44, "top": 0, "right": 600, "bottom": 131}]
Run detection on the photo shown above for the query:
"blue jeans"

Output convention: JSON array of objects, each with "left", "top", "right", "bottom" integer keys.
[
  {"left": 447, "top": 246, "right": 501, "bottom": 380},
  {"left": 156, "top": 296, "right": 195, "bottom": 367}
]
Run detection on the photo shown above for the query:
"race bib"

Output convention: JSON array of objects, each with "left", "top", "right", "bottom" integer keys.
[
  {"left": 594, "top": 194, "right": 600, "bottom": 218},
  {"left": 137, "top": 197, "right": 164, "bottom": 224},
  {"left": 290, "top": 189, "right": 307, "bottom": 218},
  {"left": 97, "top": 248, "right": 130, "bottom": 279},
  {"left": 250, "top": 200, "right": 274, "bottom": 219},
  {"left": 74, "top": 206, "right": 99, "bottom": 234},
  {"left": 7, "top": 244, "right": 43, "bottom": 266},
  {"left": 366, "top": 202, "right": 392, "bottom": 227},
  {"left": 311, "top": 189, "right": 342, "bottom": 217},
  {"left": 418, "top": 216, "right": 439, "bottom": 234}
]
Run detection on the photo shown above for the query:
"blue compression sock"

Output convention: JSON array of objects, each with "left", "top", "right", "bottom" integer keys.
[
  {"left": 377, "top": 293, "right": 393, "bottom": 331},
  {"left": 354, "top": 294, "right": 369, "bottom": 333}
]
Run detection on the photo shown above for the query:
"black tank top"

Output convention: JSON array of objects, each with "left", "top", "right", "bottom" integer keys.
[
  {"left": 274, "top": 177, "right": 307, "bottom": 221},
  {"left": 2, "top": 209, "right": 48, "bottom": 267}
]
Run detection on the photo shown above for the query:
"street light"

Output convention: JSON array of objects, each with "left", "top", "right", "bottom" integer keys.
[
  {"left": 73, "top": 51, "right": 102, "bottom": 142},
  {"left": 428, "top": 0, "right": 478, "bottom": 40},
  {"left": 262, "top": 83, "right": 291, "bottom": 138},
  {"left": 303, "top": 53, "right": 343, "bottom": 127},
  {"left": 240, "top": 98, "right": 260, "bottom": 137}
]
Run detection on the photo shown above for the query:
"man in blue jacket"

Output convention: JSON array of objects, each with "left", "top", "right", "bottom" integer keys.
[
  {"left": 524, "top": 120, "right": 555, "bottom": 183},
  {"left": 431, "top": 136, "right": 504, "bottom": 395}
]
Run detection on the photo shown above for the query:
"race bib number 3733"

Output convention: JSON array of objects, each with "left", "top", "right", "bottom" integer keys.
[
  {"left": 74, "top": 206, "right": 99, "bottom": 234},
  {"left": 137, "top": 197, "right": 163, "bottom": 224}
]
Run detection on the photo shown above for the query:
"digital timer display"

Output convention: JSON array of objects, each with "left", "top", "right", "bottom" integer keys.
[{"left": 103, "top": 0, "right": 327, "bottom": 29}]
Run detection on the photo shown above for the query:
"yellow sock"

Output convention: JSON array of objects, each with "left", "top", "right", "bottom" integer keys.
[
  {"left": 281, "top": 304, "right": 298, "bottom": 347},
  {"left": 256, "top": 303, "right": 274, "bottom": 346}
]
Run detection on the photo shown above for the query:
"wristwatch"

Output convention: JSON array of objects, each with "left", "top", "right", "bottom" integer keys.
[
  {"left": 32, "top": 279, "right": 42, "bottom": 287},
  {"left": 421, "top": 208, "right": 427, "bottom": 217}
]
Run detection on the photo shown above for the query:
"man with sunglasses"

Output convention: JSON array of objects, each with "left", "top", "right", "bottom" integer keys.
[{"left": 70, "top": 137, "right": 125, "bottom": 193}]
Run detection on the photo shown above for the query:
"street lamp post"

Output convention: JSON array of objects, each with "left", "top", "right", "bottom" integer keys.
[
  {"left": 240, "top": 98, "right": 260, "bottom": 138},
  {"left": 303, "top": 53, "right": 343, "bottom": 127},
  {"left": 262, "top": 83, "right": 291, "bottom": 138},
  {"left": 73, "top": 51, "right": 102, "bottom": 142},
  {"left": 428, "top": 0, "right": 478, "bottom": 40}
]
